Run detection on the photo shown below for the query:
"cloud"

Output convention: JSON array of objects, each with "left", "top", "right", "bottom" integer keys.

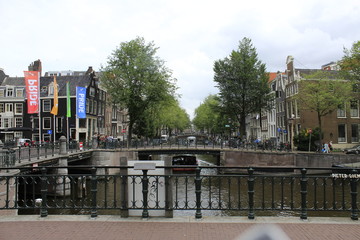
[{"left": 0, "top": 0, "right": 359, "bottom": 119}]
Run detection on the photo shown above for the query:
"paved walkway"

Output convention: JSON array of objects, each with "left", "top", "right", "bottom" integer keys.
[{"left": 0, "top": 215, "right": 359, "bottom": 240}]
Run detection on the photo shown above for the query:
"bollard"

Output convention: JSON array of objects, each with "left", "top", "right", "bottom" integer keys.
[
  {"left": 300, "top": 168, "right": 308, "bottom": 220},
  {"left": 195, "top": 166, "right": 202, "bottom": 219},
  {"left": 247, "top": 167, "right": 255, "bottom": 219}
]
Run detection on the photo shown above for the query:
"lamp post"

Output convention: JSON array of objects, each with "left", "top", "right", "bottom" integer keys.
[{"left": 289, "top": 114, "right": 295, "bottom": 152}]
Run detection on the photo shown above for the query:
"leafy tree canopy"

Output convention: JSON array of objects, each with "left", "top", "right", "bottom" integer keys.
[
  {"left": 213, "top": 37, "right": 273, "bottom": 135},
  {"left": 340, "top": 40, "right": 360, "bottom": 81},
  {"left": 100, "top": 37, "right": 177, "bottom": 140}
]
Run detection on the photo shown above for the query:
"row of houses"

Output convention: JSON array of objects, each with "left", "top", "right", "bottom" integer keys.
[
  {"left": 0, "top": 60, "right": 128, "bottom": 144},
  {"left": 249, "top": 56, "right": 358, "bottom": 149}
]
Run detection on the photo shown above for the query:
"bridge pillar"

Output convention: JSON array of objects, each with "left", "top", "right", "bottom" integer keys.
[
  {"left": 92, "top": 136, "right": 98, "bottom": 149},
  {"left": 59, "top": 136, "right": 67, "bottom": 155},
  {"left": 54, "top": 157, "right": 71, "bottom": 196}
]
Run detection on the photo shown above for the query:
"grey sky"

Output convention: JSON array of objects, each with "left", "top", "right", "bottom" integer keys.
[{"left": 1, "top": 0, "right": 359, "bottom": 119}]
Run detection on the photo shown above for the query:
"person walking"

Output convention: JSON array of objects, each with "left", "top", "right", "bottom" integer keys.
[{"left": 324, "top": 142, "right": 330, "bottom": 153}]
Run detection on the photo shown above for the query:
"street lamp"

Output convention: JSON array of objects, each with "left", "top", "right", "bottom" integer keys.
[{"left": 289, "top": 114, "right": 295, "bottom": 152}]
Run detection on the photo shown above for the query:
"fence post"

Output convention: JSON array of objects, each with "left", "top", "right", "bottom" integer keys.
[
  {"left": 195, "top": 166, "right": 202, "bottom": 219},
  {"left": 248, "top": 167, "right": 255, "bottom": 219},
  {"left": 28, "top": 146, "right": 31, "bottom": 162},
  {"left": 164, "top": 156, "right": 173, "bottom": 218},
  {"left": 18, "top": 147, "right": 21, "bottom": 163},
  {"left": 120, "top": 157, "right": 128, "bottom": 217},
  {"left": 90, "top": 167, "right": 98, "bottom": 218},
  {"left": 300, "top": 168, "right": 308, "bottom": 220},
  {"left": 37, "top": 144, "right": 40, "bottom": 159},
  {"left": 350, "top": 169, "right": 358, "bottom": 220},
  {"left": 40, "top": 167, "right": 48, "bottom": 217},
  {"left": 141, "top": 169, "right": 149, "bottom": 218}
]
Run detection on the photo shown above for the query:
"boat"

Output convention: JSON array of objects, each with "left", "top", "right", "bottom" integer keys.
[{"left": 172, "top": 155, "right": 198, "bottom": 171}]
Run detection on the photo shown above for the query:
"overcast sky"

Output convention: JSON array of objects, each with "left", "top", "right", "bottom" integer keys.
[{"left": 1, "top": 0, "right": 359, "bottom": 119}]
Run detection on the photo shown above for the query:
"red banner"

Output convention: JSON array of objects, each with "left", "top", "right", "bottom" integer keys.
[{"left": 24, "top": 71, "right": 39, "bottom": 114}]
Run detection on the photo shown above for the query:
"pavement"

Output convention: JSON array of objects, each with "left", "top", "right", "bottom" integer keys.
[{"left": 0, "top": 215, "right": 359, "bottom": 240}]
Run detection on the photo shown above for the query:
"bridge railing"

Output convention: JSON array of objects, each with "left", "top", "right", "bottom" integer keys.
[
  {"left": 0, "top": 166, "right": 359, "bottom": 220},
  {"left": 93, "top": 138, "right": 287, "bottom": 151}
]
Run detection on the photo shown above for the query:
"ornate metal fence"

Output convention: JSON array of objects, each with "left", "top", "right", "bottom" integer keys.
[{"left": 0, "top": 166, "right": 358, "bottom": 220}]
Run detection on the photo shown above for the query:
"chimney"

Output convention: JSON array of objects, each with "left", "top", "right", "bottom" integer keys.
[{"left": 28, "top": 59, "right": 42, "bottom": 76}]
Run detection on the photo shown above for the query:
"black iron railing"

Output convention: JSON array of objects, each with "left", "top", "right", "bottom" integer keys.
[{"left": 0, "top": 166, "right": 358, "bottom": 220}]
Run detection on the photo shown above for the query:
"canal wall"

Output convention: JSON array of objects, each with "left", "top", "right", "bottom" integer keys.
[
  {"left": 222, "top": 150, "right": 360, "bottom": 169},
  {"left": 91, "top": 149, "right": 360, "bottom": 173}
]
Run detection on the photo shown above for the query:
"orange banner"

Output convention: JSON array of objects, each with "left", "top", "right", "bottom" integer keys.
[{"left": 24, "top": 71, "right": 39, "bottom": 114}]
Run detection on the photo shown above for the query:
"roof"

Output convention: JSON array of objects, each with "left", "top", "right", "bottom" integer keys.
[
  {"left": 268, "top": 72, "right": 277, "bottom": 82},
  {"left": 0, "top": 73, "right": 95, "bottom": 97}
]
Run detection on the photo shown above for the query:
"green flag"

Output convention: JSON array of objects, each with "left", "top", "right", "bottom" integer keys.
[{"left": 66, "top": 82, "right": 71, "bottom": 117}]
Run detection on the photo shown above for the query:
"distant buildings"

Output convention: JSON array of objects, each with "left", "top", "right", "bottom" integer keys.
[
  {"left": 247, "top": 56, "right": 357, "bottom": 148},
  {"left": 0, "top": 60, "right": 128, "bottom": 143}
]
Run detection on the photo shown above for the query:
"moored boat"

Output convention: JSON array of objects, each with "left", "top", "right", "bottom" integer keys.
[{"left": 172, "top": 155, "right": 198, "bottom": 171}]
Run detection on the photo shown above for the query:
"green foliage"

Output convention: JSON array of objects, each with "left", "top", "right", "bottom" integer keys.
[
  {"left": 340, "top": 40, "right": 360, "bottom": 81},
  {"left": 100, "top": 37, "right": 177, "bottom": 140},
  {"left": 213, "top": 37, "right": 274, "bottom": 135},
  {"left": 295, "top": 70, "right": 353, "bottom": 141},
  {"left": 193, "top": 94, "right": 222, "bottom": 134},
  {"left": 294, "top": 128, "right": 321, "bottom": 151}
]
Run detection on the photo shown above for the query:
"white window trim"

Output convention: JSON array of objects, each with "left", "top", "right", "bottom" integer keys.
[{"left": 43, "top": 117, "right": 51, "bottom": 129}]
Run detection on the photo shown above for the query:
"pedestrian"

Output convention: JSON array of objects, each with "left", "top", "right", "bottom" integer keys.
[{"left": 324, "top": 142, "right": 330, "bottom": 153}]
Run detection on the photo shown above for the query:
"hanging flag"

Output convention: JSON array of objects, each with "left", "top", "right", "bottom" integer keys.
[
  {"left": 76, "top": 86, "right": 87, "bottom": 118},
  {"left": 66, "top": 82, "right": 71, "bottom": 117},
  {"left": 50, "top": 76, "right": 58, "bottom": 115},
  {"left": 24, "top": 71, "right": 39, "bottom": 114}
]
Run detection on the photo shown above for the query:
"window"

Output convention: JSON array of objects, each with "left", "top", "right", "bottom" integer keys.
[
  {"left": 15, "top": 103, "right": 23, "bottom": 114},
  {"left": 43, "top": 117, "right": 51, "bottom": 129},
  {"left": 5, "top": 103, "right": 13, "bottom": 112},
  {"left": 0, "top": 103, "right": 4, "bottom": 113},
  {"left": 351, "top": 124, "right": 359, "bottom": 143},
  {"left": 43, "top": 100, "right": 51, "bottom": 112},
  {"left": 337, "top": 103, "right": 346, "bottom": 118},
  {"left": 16, "top": 88, "right": 24, "bottom": 97},
  {"left": 15, "top": 117, "right": 22, "bottom": 127},
  {"left": 14, "top": 132, "right": 22, "bottom": 138},
  {"left": 41, "top": 86, "right": 48, "bottom": 93},
  {"left": 338, "top": 124, "right": 346, "bottom": 143},
  {"left": 89, "top": 87, "right": 95, "bottom": 97},
  {"left": 32, "top": 117, "right": 39, "bottom": 129},
  {"left": 350, "top": 101, "right": 359, "bottom": 118},
  {"left": 79, "top": 118, "right": 86, "bottom": 128},
  {"left": 3, "top": 118, "right": 11, "bottom": 128},
  {"left": 56, "top": 117, "right": 62, "bottom": 132},
  {"left": 6, "top": 87, "right": 13, "bottom": 97},
  {"left": 86, "top": 98, "right": 89, "bottom": 113},
  {"left": 0, "top": 89, "right": 4, "bottom": 97}
]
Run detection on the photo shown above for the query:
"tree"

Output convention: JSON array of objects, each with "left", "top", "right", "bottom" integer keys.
[
  {"left": 294, "top": 71, "right": 353, "bottom": 141},
  {"left": 101, "top": 37, "right": 177, "bottom": 142},
  {"left": 193, "top": 94, "right": 221, "bottom": 135},
  {"left": 213, "top": 37, "right": 273, "bottom": 136},
  {"left": 340, "top": 40, "right": 360, "bottom": 81}
]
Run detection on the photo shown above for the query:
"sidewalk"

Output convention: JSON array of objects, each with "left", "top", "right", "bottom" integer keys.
[{"left": 0, "top": 215, "right": 359, "bottom": 240}]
